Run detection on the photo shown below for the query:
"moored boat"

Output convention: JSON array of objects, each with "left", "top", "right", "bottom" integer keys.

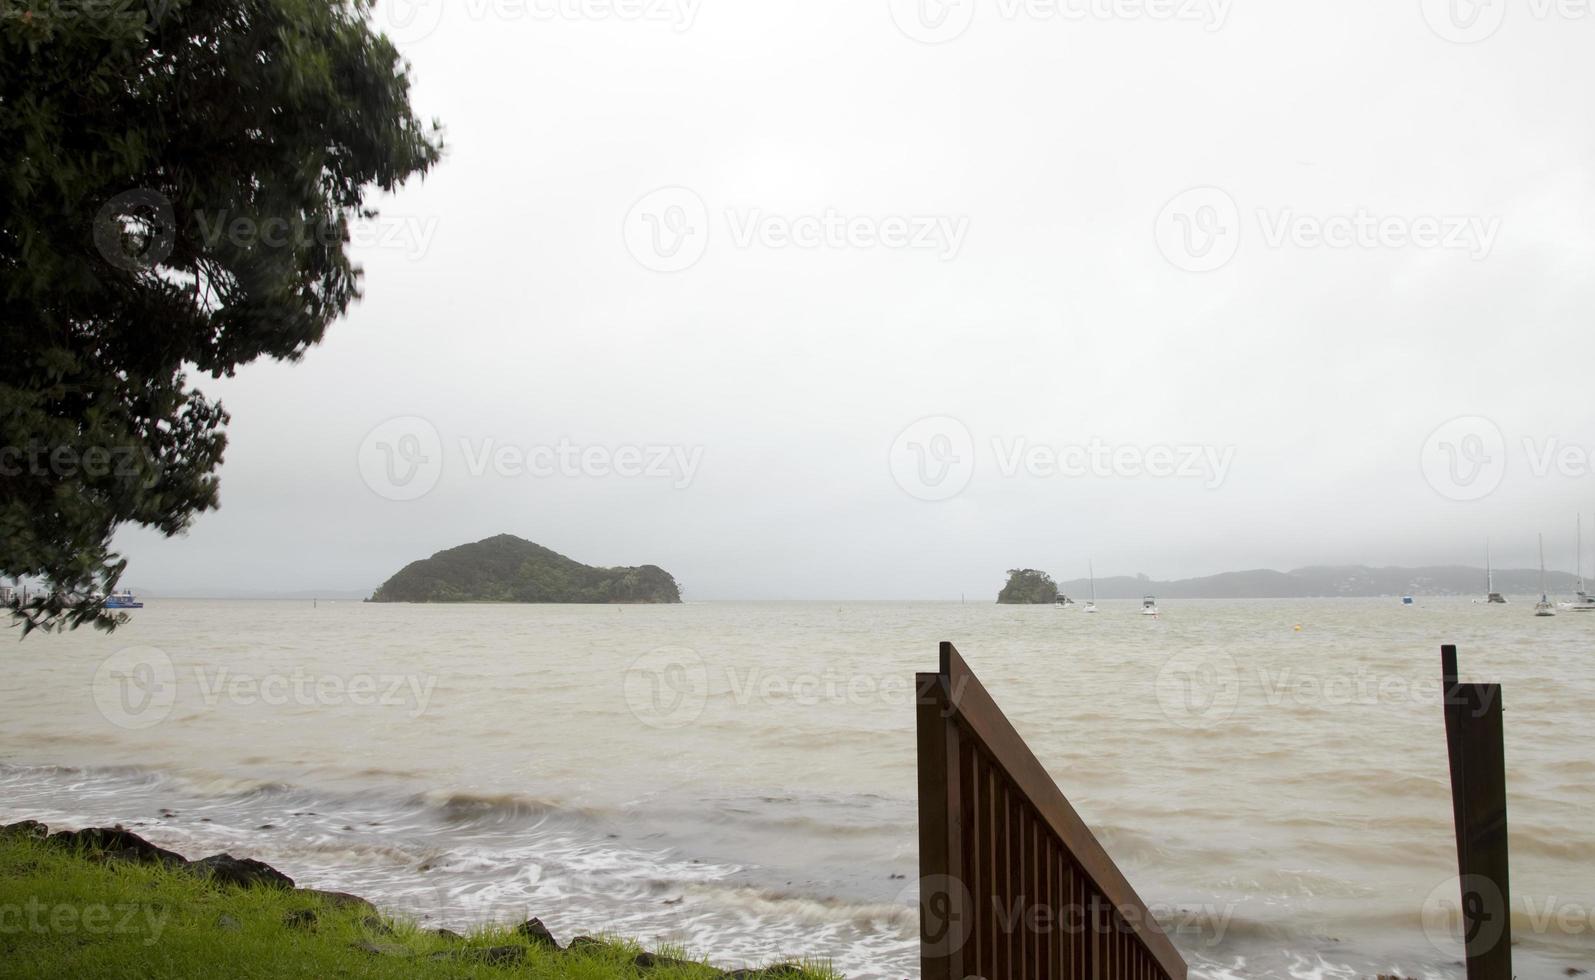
[
  {"left": 1535, "top": 534, "right": 1556, "bottom": 617},
  {"left": 1564, "top": 517, "right": 1595, "bottom": 612},
  {"left": 104, "top": 590, "right": 144, "bottom": 609}
]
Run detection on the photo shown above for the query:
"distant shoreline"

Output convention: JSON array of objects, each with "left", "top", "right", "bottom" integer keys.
[
  {"left": 105, "top": 591, "right": 1579, "bottom": 603},
  {"left": 119, "top": 562, "right": 1590, "bottom": 604}
]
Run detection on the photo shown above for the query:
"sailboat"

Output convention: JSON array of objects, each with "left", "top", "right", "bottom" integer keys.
[
  {"left": 1083, "top": 561, "right": 1099, "bottom": 614},
  {"left": 1484, "top": 540, "right": 1506, "bottom": 604},
  {"left": 1535, "top": 533, "right": 1556, "bottom": 617},
  {"left": 1564, "top": 516, "right": 1595, "bottom": 612}
]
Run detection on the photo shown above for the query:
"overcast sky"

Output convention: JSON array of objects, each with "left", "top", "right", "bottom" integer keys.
[{"left": 115, "top": 0, "right": 1595, "bottom": 598}]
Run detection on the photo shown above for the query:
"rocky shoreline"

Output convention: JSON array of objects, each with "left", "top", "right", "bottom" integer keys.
[{"left": 0, "top": 818, "right": 812, "bottom": 978}]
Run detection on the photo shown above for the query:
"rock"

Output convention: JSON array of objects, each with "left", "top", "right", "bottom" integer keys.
[
  {"left": 350, "top": 939, "right": 413, "bottom": 958},
  {"left": 186, "top": 853, "right": 294, "bottom": 890},
  {"left": 722, "top": 967, "right": 808, "bottom": 978},
  {"left": 283, "top": 909, "right": 318, "bottom": 930},
  {"left": 361, "top": 915, "right": 396, "bottom": 936},
  {"left": 634, "top": 950, "right": 698, "bottom": 970},
  {"left": 514, "top": 917, "right": 561, "bottom": 949},
  {"left": 47, "top": 827, "right": 188, "bottom": 867},
  {"left": 428, "top": 946, "right": 527, "bottom": 966},
  {"left": 300, "top": 889, "right": 376, "bottom": 914},
  {"left": 1, "top": 820, "right": 48, "bottom": 840},
  {"left": 215, "top": 914, "right": 242, "bottom": 933},
  {"left": 100, "top": 846, "right": 189, "bottom": 870},
  {"left": 567, "top": 935, "right": 609, "bottom": 951},
  {"left": 430, "top": 928, "right": 465, "bottom": 943}
]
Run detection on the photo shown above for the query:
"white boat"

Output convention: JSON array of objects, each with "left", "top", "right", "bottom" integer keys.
[
  {"left": 1535, "top": 533, "right": 1556, "bottom": 617},
  {"left": 1401, "top": 595, "right": 1415, "bottom": 606},
  {"left": 1563, "top": 517, "right": 1595, "bottom": 612},
  {"left": 1484, "top": 540, "right": 1506, "bottom": 604},
  {"left": 1141, "top": 595, "right": 1160, "bottom": 617},
  {"left": 1083, "top": 561, "right": 1098, "bottom": 614},
  {"left": 1053, "top": 593, "right": 1074, "bottom": 607}
]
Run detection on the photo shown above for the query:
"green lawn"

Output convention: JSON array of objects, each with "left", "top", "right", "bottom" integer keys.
[{"left": 0, "top": 834, "right": 836, "bottom": 979}]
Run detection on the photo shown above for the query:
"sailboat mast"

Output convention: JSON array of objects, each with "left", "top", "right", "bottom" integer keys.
[
  {"left": 1540, "top": 533, "right": 1548, "bottom": 599},
  {"left": 1579, "top": 516, "right": 1586, "bottom": 592},
  {"left": 1486, "top": 539, "right": 1493, "bottom": 593},
  {"left": 1089, "top": 560, "right": 1096, "bottom": 603}
]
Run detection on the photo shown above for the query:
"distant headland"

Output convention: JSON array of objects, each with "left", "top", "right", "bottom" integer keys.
[
  {"left": 1042, "top": 564, "right": 1583, "bottom": 600},
  {"left": 368, "top": 535, "right": 682, "bottom": 604}
]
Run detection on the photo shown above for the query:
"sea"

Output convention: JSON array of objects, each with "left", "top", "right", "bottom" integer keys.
[{"left": 1, "top": 598, "right": 1591, "bottom": 979}]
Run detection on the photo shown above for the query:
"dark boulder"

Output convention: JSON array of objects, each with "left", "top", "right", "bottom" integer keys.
[
  {"left": 514, "top": 917, "right": 561, "bottom": 950},
  {"left": 634, "top": 950, "right": 698, "bottom": 970},
  {"left": 1, "top": 820, "right": 48, "bottom": 840},
  {"left": 46, "top": 826, "right": 188, "bottom": 867},
  {"left": 186, "top": 853, "right": 295, "bottom": 889},
  {"left": 300, "top": 889, "right": 376, "bottom": 914},
  {"left": 100, "top": 846, "right": 189, "bottom": 870}
]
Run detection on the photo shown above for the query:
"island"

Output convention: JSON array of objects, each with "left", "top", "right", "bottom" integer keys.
[
  {"left": 368, "top": 535, "right": 682, "bottom": 604},
  {"left": 997, "top": 568, "right": 1060, "bottom": 604}
]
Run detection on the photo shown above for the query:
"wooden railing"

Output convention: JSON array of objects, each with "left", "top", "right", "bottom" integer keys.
[{"left": 917, "top": 641, "right": 1187, "bottom": 980}]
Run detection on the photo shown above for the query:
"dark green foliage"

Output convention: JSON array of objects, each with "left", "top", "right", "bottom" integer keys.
[
  {"left": 1, "top": 0, "right": 442, "bottom": 632},
  {"left": 370, "top": 535, "right": 683, "bottom": 604},
  {"left": 996, "top": 568, "right": 1058, "bottom": 604}
]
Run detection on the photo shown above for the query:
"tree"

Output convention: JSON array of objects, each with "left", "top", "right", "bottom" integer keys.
[
  {"left": 996, "top": 568, "right": 1059, "bottom": 604},
  {"left": 1, "top": 0, "right": 442, "bottom": 632}
]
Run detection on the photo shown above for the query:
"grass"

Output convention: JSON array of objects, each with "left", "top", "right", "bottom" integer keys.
[{"left": 0, "top": 835, "right": 838, "bottom": 980}]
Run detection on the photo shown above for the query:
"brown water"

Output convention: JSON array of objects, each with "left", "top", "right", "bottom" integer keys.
[{"left": 1, "top": 599, "right": 1591, "bottom": 978}]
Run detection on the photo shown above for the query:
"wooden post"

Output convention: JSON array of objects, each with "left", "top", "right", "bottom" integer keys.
[{"left": 1440, "top": 644, "right": 1512, "bottom": 980}]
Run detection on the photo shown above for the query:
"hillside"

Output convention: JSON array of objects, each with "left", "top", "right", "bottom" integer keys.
[
  {"left": 1052, "top": 565, "right": 1584, "bottom": 600},
  {"left": 369, "top": 535, "right": 681, "bottom": 604}
]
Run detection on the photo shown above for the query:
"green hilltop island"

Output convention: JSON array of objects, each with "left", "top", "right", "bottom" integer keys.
[{"left": 368, "top": 534, "right": 682, "bottom": 604}]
